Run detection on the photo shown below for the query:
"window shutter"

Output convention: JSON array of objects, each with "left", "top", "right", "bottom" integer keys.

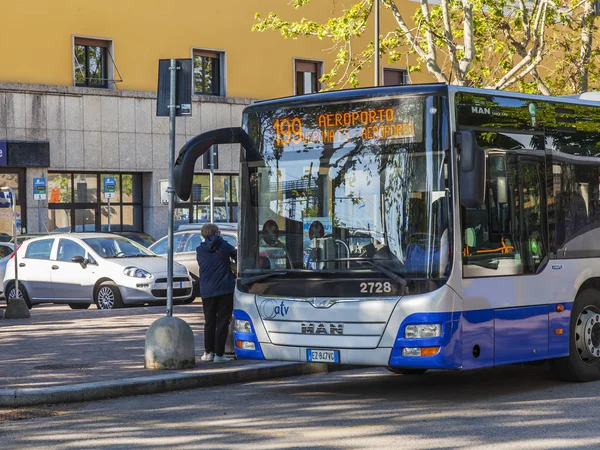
[
  {"left": 194, "top": 50, "right": 220, "bottom": 59},
  {"left": 383, "top": 69, "right": 407, "bottom": 86},
  {"left": 296, "top": 61, "right": 318, "bottom": 73},
  {"left": 74, "top": 37, "right": 110, "bottom": 48}
]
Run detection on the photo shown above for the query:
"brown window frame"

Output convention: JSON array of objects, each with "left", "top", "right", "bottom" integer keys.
[
  {"left": 74, "top": 37, "right": 111, "bottom": 88},
  {"left": 193, "top": 49, "right": 223, "bottom": 96},
  {"left": 294, "top": 59, "right": 323, "bottom": 95},
  {"left": 383, "top": 68, "right": 409, "bottom": 86}
]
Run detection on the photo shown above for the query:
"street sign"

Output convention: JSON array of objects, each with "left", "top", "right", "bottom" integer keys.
[
  {"left": 104, "top": 176, "right": 116, "bottom": 199},
  {"left": 33, "top": 178, "right": 47, "bottom": 200},
  {"left": 156, "top": 59, "right": 193, "bottom": 117},
  {"left": 0, "top": 191, "right": 11, "bottom": 208}
]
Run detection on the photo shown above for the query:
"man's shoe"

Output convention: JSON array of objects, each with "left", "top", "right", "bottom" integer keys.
[
  {"left": 214, "top": 355, "right": 231, "bottom": 362},
  {"left": 201, "top": 352, "right": 214, "bottom": 362}
]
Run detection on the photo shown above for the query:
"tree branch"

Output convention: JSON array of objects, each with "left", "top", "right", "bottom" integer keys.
[
  {"left": 382, "top": 0, "right": 449, "bottom": 82},
  {"left": 459, "top": 0, "right": 476, "bottom": 77}
]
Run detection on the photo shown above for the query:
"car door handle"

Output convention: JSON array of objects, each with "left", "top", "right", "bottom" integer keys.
[
  {"left": 51, "top": 265, "right": 59, "bottom": 270},
  {"left": 18, "top": 263, "right": 25, "bottom": 267}
]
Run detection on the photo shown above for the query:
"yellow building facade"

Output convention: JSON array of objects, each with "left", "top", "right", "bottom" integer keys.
[
  {"left": 0, "top": 1, "right": 422, "bottom": 242},
  {"left": 0, "top": 0, "right": 423, "bottom": 98}
]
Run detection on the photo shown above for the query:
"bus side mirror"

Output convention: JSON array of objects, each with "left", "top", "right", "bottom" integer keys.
[
  {"left": 173, "top": 127, "right": 259, "bottom": 201},
  {"left": 457, "top": 130, "right": 486, "bottom": 208}
]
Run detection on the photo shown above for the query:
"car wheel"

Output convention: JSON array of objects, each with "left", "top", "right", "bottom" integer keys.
[
  {"left": 6, "top": 282, "right": 32, "bottom": 309},
  {"left": 386, "top": 367, "right": 428, "bottom": 375},
  {"left": 550, "top": 289, "right": 600, "bottom": 381},
  {"left": 69, "top": 303, "right": 91, "bottom": 310},
  {"left": 95, "top": 281, "right": 125, "bottom": 310},
  {"left": 182, "top": 296, "right": 196, "bottom": 305}
]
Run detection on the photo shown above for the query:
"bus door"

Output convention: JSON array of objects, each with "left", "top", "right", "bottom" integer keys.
[{"left": 461, "top": 132, "right": 550, "bottom": 369}]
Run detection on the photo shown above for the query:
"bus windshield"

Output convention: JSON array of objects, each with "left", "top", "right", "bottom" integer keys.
[{"left": 240, "top": 95, "right": 450, "bottom": 293}]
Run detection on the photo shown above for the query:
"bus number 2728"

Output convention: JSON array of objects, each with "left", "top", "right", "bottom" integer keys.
[{"left": 360, "top": 282, "right": 392, "bottom": 294}]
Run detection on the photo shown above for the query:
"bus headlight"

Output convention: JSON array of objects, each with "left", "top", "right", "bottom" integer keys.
[
  {"left": 235, "top": 340, "right": 256, "bottom": 350},
  {"left": 404, "top": 324, "right": 442, "bottom": 338},
  {"left": 235, "top": 319, "right": 252, "bottom": 333},
  {"left": 402, "top": 347, "right": 440, "bottom": 356}
]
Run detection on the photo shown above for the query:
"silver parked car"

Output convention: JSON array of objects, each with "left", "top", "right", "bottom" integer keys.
[
  {"left": 3, "top": 233, "right": 193, "bottom": 310},
  {"left": 150, "top": 224, "right": 238, "bottom": 297}
]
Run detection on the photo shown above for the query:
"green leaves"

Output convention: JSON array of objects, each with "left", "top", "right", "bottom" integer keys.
[{"left": 253, "top": 0, "right": 599, "bottom": 94}]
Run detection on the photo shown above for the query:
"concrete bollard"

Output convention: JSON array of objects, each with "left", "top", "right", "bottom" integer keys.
[
  {"left": 145, "top": 316, "right": 195, "bottom": 369},
  {"left": 4, "top": 299, "right": 30, "bottom": 319}
]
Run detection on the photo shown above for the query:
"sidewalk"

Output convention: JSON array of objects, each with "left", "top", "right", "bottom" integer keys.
[{"left": 0, "top": 303, "right": 328, "bottom": 407}]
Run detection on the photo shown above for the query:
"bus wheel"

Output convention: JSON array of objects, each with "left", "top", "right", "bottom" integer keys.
[
  {"left": 550, "top": 289, "right": 600, "bottom": 382},
  {"left": 387, "top": 367, "right": 428, "bottom": 375}
]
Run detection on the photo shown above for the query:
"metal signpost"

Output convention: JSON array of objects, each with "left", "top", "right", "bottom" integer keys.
[
  {"left": 33, "top": 178, "right": 47, "bottom": 232},
  {"left": 103, "top": 177, "right": 116, "bottom": 232},
  {"left": 209, "top": 148, "right": 214, "bottom": 223},
  {"left": 144, "top": 58, "right": 195, "bottom": 370},
  {"left": 156, "top": 58, "right": 192, "bottom": 317},
  {"left": 224, "top": 178, "right": 229, "bottom": 222}
]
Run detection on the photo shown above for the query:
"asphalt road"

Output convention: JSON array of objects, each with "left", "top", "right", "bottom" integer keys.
[{"left": 1, "top": 363, "right": 599, "bottom": 449}]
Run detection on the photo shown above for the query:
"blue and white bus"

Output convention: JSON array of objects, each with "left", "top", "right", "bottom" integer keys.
[{"left": 175, "top": 84, "right": 600, "bottom": 381}]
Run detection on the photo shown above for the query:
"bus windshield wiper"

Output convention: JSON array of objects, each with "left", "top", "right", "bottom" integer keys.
[
  {"left": 360, "top": 260, "right": 408, "bottom": 286},
  {"left": 239, "top": 271, "right": 289, "bottom": 286},
  {"left": 239, "top": 269, "right": 345, "bottom": 286},
  {"left": 311, "top": 257, "right": 408, "bottom": 286}
]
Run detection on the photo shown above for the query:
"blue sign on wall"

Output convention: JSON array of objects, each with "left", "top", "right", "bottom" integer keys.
[{"left": 0, "top": 141, "right": 7, "bottom": 166}]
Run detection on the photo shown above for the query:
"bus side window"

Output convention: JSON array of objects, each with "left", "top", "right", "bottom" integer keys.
[{"left": 463, "top": 131, "right": 546, "bottom": 278}]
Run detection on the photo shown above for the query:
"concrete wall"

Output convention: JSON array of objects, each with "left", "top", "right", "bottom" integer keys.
[{"left": 0, "top": 82, "right": 252, "bottom": 238}]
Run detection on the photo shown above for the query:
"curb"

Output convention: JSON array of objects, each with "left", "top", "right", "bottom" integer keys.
[{"left": 0, "top": 362, "right": 329, "bottom": 407}]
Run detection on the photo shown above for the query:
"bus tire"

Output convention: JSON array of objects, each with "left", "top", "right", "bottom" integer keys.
[
  {"left": 550, "top": 289, "right": 600, "bottom": 382},
  {"left": 387, "top": 367, "right": 428, "bottom": 375}
]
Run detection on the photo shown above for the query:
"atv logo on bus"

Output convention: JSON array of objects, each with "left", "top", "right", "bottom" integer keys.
[
  {"left": 301, "top": 323, "right": 344, "bottom": 335},
  {"left": 260, "top": 299, "right": 289, "bottom": 319}
]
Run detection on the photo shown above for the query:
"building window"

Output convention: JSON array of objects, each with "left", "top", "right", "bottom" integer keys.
[
  {"left": 295, "top": 60, "right": 322, "bottom": 95},
  {"left": 193, "top": 50, "right": 223, "bottom": 96},
  {"left": 175, "top": 174, "right": 238, "bottom": 225},
  {"left": 48, "top": 173, "right": 143, "bottom": 233},
  {"left": 383, "top": 68, "right": 409, "bottom": 86},
  {"left": 74, "top": 37, "right": 111, "bottom": 88}
]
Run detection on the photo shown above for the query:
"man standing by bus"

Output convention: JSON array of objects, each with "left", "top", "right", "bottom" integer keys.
[{"left": 196, "top": 223, "right": 237, "bottom": 363}]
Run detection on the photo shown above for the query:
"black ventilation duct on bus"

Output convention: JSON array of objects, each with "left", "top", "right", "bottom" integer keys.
[{"left": 173, "top": 127, "right": 258, "bottom": 201}]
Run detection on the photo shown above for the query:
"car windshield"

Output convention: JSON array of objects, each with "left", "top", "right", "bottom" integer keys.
[
  {"left": 241, "top": 94, "right": 450, "bottom": 288},
  {"left": 83, "top": 237, "right": 156, "bottom": 258},
  {"left": 121, "top": 234, "right": 155, "bottom": 248}
]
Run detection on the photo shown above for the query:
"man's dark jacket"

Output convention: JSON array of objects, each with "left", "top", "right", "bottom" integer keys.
[{"left": 196, "top": 235, "right": 237, "bottom": 298}]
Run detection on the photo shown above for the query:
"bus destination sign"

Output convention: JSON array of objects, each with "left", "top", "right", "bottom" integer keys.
[{"left": 272, "top": 106, "right": 416, "bottom": 147}]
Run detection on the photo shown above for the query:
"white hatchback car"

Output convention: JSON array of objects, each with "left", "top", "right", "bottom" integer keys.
[{"left": 3, "top": 233, "right": 193, "bottom": 310}]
